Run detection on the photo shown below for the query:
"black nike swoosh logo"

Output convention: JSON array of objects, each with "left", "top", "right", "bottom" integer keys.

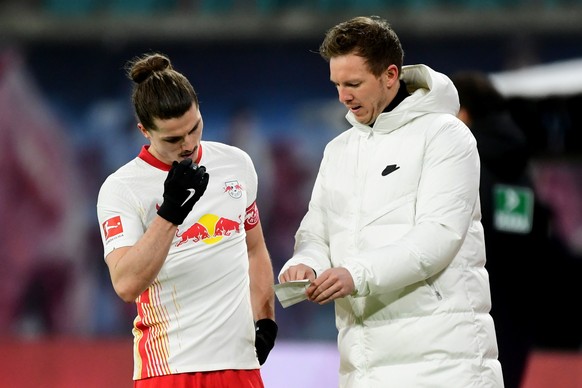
[{"left": 382, "top": 164, "right": 400, "bottom": 176}]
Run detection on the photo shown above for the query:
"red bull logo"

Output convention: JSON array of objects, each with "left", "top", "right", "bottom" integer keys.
[
  {"left": 224, "top": 180, "right": 243, "bottom": 199},
  {"left": 176, "top": 214, "right": 242, "bottom": 246}
]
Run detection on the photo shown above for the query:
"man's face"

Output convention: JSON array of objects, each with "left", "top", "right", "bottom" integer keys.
[
  {"left": 329, "top": 54, "right": 395, "bottom": 125},
  {"left": 140, "top": 103, "right": 203, "bottom": 165}
]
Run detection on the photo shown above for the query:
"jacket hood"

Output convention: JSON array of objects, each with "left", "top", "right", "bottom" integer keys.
[{"left": 346, "top": 64, "right": 460, "bottom": 134}]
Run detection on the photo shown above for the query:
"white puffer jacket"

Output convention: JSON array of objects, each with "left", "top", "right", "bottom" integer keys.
[{"left": 281, "top": 65, "right": 504, "bottom": 387}]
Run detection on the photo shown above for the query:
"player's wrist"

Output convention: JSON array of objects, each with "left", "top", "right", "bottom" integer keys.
[{"left": 157, "top": 200, "right": 186, "bottom": 225}]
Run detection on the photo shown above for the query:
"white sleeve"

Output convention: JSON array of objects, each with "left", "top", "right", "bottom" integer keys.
[{"left": 96, "top": 175, "right": 146, "bottom": 259}]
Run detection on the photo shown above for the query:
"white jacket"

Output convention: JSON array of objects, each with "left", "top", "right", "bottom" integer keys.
[{"left": 280, "top": 65, "right": 504, "bottom": 387}]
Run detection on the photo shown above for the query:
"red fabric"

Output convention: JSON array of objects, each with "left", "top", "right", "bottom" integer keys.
[{"left": 134, "top": 369, "right": 264, "bottom": 388}]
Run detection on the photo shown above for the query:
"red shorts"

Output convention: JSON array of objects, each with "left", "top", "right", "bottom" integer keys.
[{"left": 134, "top": 369, "right": 264, "bottom": 388}]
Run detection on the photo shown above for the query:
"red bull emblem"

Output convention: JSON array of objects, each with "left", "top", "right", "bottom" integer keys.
[
  {"left": 214, "top": 216, "right": 241, "bottom": 237},
  {"left": 103, "top": 216, "right": 123, "bottom": 240},
  {"left": 176, "top": 222, "right": 210, "bottom": 246},
  {"left": 175, "top": 214, "right": 242, "bottom": 246},
  {"left": 224, "top": 180, "right": 243, "bottom": 199}
]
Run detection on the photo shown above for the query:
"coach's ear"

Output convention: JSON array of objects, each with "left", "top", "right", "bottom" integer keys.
[{"left": 384, "top": 63, "right": 399, "bottom": 89}]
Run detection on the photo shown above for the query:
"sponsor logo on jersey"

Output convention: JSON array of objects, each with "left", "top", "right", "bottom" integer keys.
[
  {"left": 103, "top": 216, "right": 123, "bottom": 240},
  {"left": 176, "top": 214, "right": 242, "bottom": 246}
]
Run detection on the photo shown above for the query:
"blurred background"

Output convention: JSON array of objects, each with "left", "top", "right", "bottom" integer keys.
[{"left": 0, "top": 1, "right": 581, "bottom": 387}]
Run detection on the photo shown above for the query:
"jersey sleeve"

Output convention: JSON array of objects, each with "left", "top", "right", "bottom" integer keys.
[
  {"left": 97, "top": 175, "right": 146, "bottom": 259},
  {"left": 239, "top": 148, "right": 260, "bottom": 231}
]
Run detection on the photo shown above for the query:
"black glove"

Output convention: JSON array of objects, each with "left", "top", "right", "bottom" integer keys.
[
  {"left": 157, "top": 158, "right": 209, "bottom": 225},
  {"left": 255, "top": 318, "right": 278, "bottom": 365}
]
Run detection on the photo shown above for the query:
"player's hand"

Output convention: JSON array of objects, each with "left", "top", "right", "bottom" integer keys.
[
  {"left": 255, "top": 318, "right": 278, "bottom": 365},
  {"left": 157, "top": 158, "right": 209, "bottom": 225},
  {"left": 278, "top": 264, "right": 317, "bottom": 283}
]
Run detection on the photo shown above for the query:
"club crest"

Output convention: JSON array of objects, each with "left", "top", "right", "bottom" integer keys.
[{"left": 224, "top": 180, "right": 243, "bottom": 199}]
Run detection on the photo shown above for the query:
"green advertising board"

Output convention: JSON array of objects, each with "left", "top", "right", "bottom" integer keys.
[{"left": 493, "top": 184, "right": 534, "bottom": 234}]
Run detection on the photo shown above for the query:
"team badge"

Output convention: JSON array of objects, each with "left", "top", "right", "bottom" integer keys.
[{"left": 224, "top": 180, "right": 243, "bottom": 199}]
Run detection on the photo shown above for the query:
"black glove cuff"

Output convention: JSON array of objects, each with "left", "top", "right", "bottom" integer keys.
[
  {"left": 157, "top": 200, "right": 186, "bottom": 225},
  {"left": 255, "top": 319, "right": 278, "bottom": 365},
  {"left": 256, "top": 318, "right": 278, "bottom": 339}
]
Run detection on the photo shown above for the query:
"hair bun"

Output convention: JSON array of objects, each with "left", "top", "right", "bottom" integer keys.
[{"left": 127, "top": 53, "right": 172, "bottom": 84}]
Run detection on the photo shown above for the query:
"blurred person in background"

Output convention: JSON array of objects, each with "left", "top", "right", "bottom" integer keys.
[
  {"left": 96, "top": 52, "right": 276, "bottom": 387},
  {"left": 224, "top": 104, "right": 275, "bottom": 233},
  {"left": 452, "top": 70, "right": 582, "bottom": 388},
  {"left": 278, "top": 16, "right": 503, "bottom": 387},
  {"left": 452, "top": 71, "right": 535, "bottom": 388}
]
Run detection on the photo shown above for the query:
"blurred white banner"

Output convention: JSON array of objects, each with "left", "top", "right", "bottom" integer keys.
[{"left": 490, "top": 58, "right": 582, "bottom": 98}]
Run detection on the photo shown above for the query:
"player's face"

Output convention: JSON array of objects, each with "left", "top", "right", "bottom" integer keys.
[
  {"left": 329, "top": 54, "right": 397, "bottom": 126},
  {"left": 141, "top": 103, "right": 203, "bottom": 165}
]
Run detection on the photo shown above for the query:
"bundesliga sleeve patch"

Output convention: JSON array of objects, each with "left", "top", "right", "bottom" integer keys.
[
  {"left": 244, "top": 201, "right": 260, "bottom": 230},
  {"left": 103, "top": 215, "right": 124, "bottom": 240}
]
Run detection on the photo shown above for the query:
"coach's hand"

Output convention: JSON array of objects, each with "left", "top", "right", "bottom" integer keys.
[
  {"left": 255, "top": 319, "right": 278, "bottom": 365},
  {"left": 157, "top": 158, "right": 209, "bottom": 225}
]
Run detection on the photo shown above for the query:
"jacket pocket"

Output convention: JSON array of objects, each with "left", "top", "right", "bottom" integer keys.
[{"left": 359, "top": 192, "right": 416, "bottom": 229}]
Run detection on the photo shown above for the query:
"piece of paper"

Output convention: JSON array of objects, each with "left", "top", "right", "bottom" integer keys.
[{"left": 273, "top": 280, "right": 311, "bottom": 308}]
